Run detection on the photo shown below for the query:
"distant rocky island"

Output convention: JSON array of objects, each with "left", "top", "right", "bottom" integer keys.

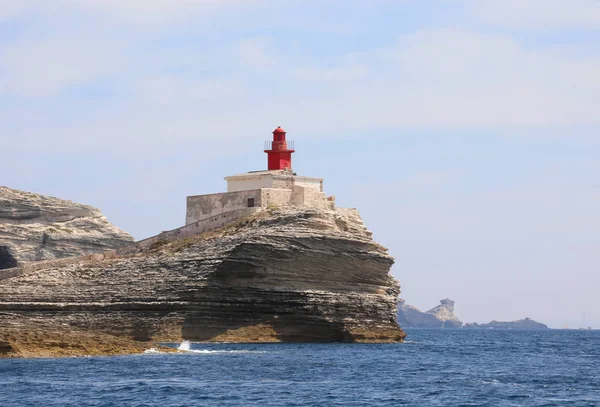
[
  {"left": 464, "top": 318, "right": 549, "bottom": 330},
  {"left": 398, "top": 298, "right": 548, "bottom": 330},
  {"left": 397, "top": 298, "right": 463, "bottom": 328}
]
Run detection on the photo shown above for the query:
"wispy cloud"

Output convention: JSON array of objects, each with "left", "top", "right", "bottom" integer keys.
[
  {"left": 0, "top": 0, "right": 272, "bottom": 22},
  {"left": 0, "top": 37, "right": 126, "bottom": 97},
  {"left": 466, "top": 0, "right": 600, "bottom": 30},
  {"left": 1, "top": 1, "right": 598, "bottom": 326},
  {"left": 0, "top": 1, "right": 598, "bottom": 154}
]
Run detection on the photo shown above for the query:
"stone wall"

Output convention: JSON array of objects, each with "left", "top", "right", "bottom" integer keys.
[
  {"left": 291, "top": 186, "right": 331, "bottom": 209},
  {"left": 118, "top": 208, "right": 261, "bottom": 255},
  {"left": 226, "top": 176, "right": 277, "bottom": 193},
  {"left": 226, "top": 173, "right": 295, "bottom": 192},
  {"left": 303, "top": 186, "right": 330, "bottom": 208},
  {"left": 140, "top": 177, "right": 334, "bottom": 257},
  {"left": 225, "top": 172, "right": 322, "bottom": 193},
  {"left": 271, "top": 174, "right": 295, "bottom": 190},
  {"left": 186, "top": 190, "right": 262, "bottom": 225},
  {"left": 260, "top": 188, "right": 293, "bottom": 208},
  {"left": 122, "top": 186, "right": 333, "bottom": 256},
  {"left": 294, "top": 176, "right": 323, "bottom": 191}
]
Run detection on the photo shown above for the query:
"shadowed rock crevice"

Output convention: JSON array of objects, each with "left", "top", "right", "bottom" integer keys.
[
  {"left": 0, "top": 246, "right": 17, "bottom": 270},
  {"left": 0, "top": 340, "right": 14, "bottom": 356}
]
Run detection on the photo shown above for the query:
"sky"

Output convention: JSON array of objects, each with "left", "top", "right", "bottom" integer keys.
[{"left": 1, "top": 0, "right": 599, "bottom": 328}]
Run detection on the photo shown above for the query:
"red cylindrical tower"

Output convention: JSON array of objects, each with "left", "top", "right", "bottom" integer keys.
[{"left": 264, "top": 126, "right": 295, "bottom": 171}]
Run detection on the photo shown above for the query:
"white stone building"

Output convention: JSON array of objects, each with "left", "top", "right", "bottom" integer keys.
[
  {"left": 118, "top": 127, "right": 333, "bottom": 254},
  {"left": 186, "top": 169, "right": 326, "bottom": 225}
]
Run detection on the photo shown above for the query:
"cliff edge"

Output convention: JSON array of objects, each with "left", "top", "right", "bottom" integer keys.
[
  {"left": 0, "top": 186, "right": 134, "bottom": 269},
  {"left": 0, "top": 206, "right": 405, "bottom": 356}
]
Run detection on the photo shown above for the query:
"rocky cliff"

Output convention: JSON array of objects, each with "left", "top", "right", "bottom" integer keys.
[
  {"left": 463, "top": 318, "right": 549, "bottom": 330},
  {"left": 0, "top": 206, "right": 405, "bottom": 356},
  {"left": 397, "top": 298, "right": 463, "bottom": 328},
  {"left": 0, "top": 186, "right": 134, "bottom": 269}
]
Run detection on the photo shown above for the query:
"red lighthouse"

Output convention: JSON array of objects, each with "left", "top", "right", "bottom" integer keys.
[{"left": 264, "top": 126, "right": 295, "bottom": 171}]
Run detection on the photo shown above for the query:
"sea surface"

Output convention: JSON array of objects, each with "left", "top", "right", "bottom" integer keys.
[{"left": 0, "top": 329, "right": 598, "bottom": 406}]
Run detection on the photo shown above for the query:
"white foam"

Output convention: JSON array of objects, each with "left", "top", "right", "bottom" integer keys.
[
  {"left": 143, "top": 341, "right": 266, "bottom": 355},
  {"left": 184, "top": 349, "right": 260, "bottom": 354},
  {"left": 176, "top": 340, "right": 265, "bottom": 354},
  {"left": 178, "top": 340, "right": 192, "bottom": 352}
]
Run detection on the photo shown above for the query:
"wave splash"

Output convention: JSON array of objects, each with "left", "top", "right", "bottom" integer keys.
[
  {"left": 144, "top": 341, "right": 265, "bottom": 355},
  {"left": 178, "top": 340, "right": 192, "bottom": 352}
]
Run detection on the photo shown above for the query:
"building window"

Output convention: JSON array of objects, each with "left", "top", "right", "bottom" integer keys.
[{"left": 247, "top": 198, "right": 255, "bottom": 208}]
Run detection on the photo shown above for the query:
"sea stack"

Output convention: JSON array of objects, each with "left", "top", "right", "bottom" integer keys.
[
  {"left": 0, "top": 127, "right": 405, "bottom": 357},
  {"left": 397, "top": 298, "right": 463, "bottom": 328}
]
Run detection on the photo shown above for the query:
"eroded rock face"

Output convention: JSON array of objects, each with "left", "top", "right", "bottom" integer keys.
[
  {"left": 397, "top": 298, "right": 463, "bottom": 328},
  {"left": 0, "top": 313, "right": 170, "bottom": 358},
  {"left": 0, "top": 186, "right": 134, "bottom": 268},
  {"left": 0, "top": 207, "right": 405, "bottom": 351}
]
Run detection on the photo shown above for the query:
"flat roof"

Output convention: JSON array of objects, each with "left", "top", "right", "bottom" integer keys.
[{"left": 225, "top": 169, "right": 322, "bottom": 180}]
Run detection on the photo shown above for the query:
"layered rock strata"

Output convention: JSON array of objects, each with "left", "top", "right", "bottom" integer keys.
[
  {"left": 0, "top": 207, "right": 405, "bottom": 355},
  {"left": 0, "top": 186, "right": 134, "bottom": 269},
  {"left": 0, "top": 313, "right": 173, "bottom": 358}
]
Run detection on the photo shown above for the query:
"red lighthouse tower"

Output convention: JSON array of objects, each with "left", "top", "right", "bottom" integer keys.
[{"left": 264, "top": 126, "right": 295, "bottom": 171}]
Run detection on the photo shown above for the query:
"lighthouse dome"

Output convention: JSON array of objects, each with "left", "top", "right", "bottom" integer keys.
[{"left": 273, "top": 126, "right": 286, "bottom": 134}]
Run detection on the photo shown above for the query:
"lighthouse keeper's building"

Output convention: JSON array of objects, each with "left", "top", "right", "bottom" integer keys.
[
  {"left": 185, "top": 126, "right": 327, "bottom": 225},
  {"left": 117, "top": 126, "right": 333, "bottom": 254}
]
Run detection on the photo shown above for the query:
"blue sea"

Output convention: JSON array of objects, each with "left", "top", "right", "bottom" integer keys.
[{"left": 0, "top": 329, "right": 598, "bottom": 406}]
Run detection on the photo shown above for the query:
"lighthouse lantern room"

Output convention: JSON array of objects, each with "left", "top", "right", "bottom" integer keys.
[
  {"left": 264, "top": 126, "right": 295, "bottom": 171},
  {"left": 221, "top": 126, "right": 322, "bottom": 194}
]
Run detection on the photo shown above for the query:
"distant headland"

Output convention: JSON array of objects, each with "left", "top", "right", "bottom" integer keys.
[
  {"left": 397, "top": 298, "right": 463, "bottom": 328},
  {"left": 463, "top": 318, "right": 549, "bottom": 330},
  {"left": 398, "top": 299, "right": 549, "bottom": 330}
]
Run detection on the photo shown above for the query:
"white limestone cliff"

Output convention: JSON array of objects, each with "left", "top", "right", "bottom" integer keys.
[{"left": 0, "top": 186, "right": 134, "bottom": 269}]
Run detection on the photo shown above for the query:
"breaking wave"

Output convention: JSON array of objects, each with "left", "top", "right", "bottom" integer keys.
[
  {"left": 178, "top": 340, "right": 192, "bottom": 352},
  {"left": 143, "top": 341, "right": 265, "bottom": 355}
]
